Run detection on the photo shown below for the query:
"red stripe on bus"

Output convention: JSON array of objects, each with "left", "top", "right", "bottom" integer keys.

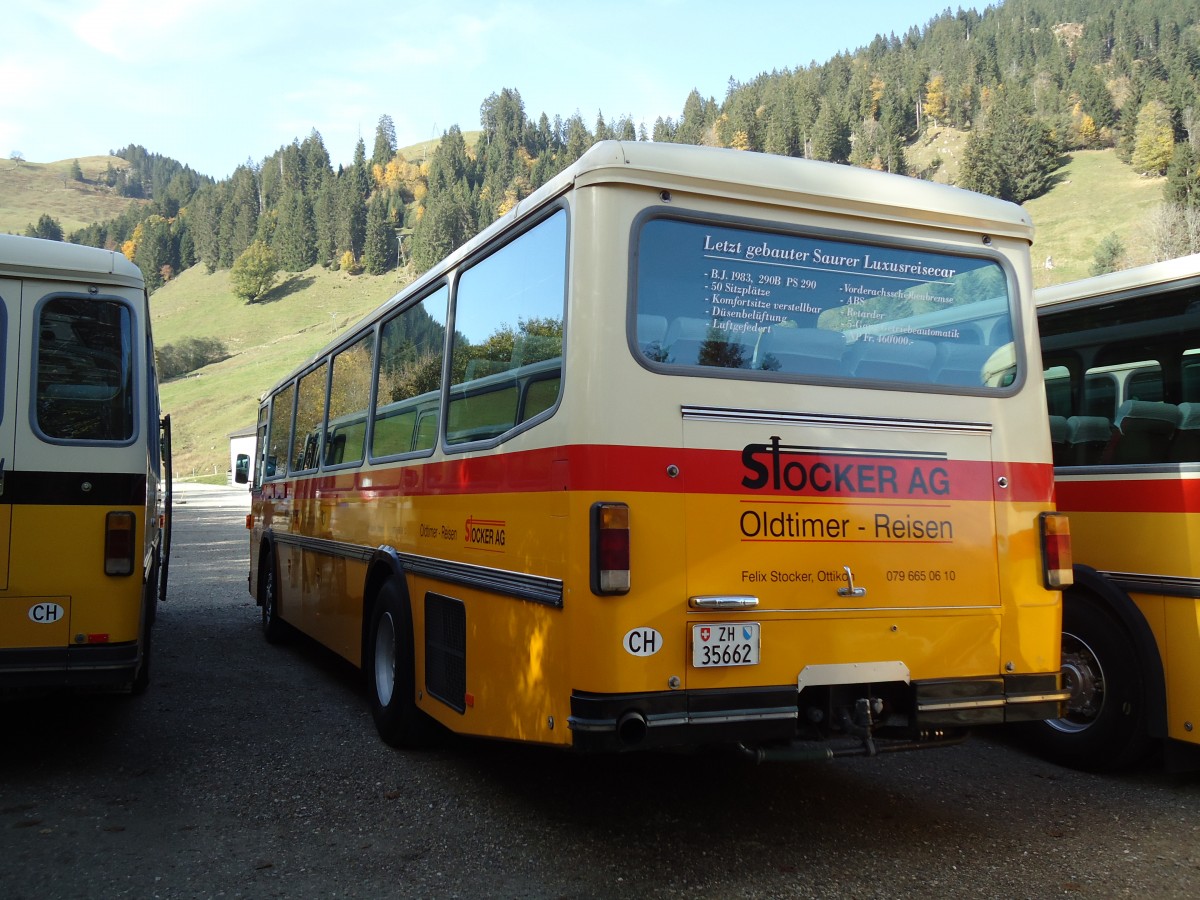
[
  {"left": 291, "top": 446, "right": 1054, "bottom": 503},
  {"left": 1055, "top": 476, "right": 1200, "bottom": 514}
]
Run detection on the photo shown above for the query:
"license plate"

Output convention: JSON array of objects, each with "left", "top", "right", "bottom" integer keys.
[{"left": 692, "top": 622, "right": 760, "bottom": 667}]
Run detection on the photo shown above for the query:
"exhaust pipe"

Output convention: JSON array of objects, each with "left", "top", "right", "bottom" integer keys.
[{"left": 616, "top": 710, "right": 648, "bottom": 746}]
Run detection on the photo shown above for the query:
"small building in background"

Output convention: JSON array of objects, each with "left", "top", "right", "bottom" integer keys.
[{"left": 228, "top": 424, "right": 256, "bottom": 485}]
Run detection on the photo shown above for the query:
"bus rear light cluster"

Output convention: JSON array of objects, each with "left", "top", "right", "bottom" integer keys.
[
  {"left": 591, "top": 502, "right": 630, "bottom": 595},
  {"left": 104, "top": 511, "right": 136, "bottom": 576},
  {"left": 1039, "top": 512, "right": 1072, "bottom": 589}
]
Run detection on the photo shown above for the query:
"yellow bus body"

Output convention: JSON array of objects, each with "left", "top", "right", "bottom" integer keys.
[{"left": 247, "top": 142, "right": 1065, "bottom": 756}]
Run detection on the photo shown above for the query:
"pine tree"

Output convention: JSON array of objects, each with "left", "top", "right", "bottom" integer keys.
[
  {"left": 363, "top": 195, "right": 393, "bottom": 274},
  {"left": 372, "top": 115, "right": 397, "bottom": 171},
  {"left": 810, "top": 101, "right": 850, "bottom": 163},
  {"left": 275, "top": 190, "right": 316, "bottom": 271},
  {"left": 24, "top": 213, "right": 64, "bottom": 241},
  {"left": 1165, "top": 142, "right": 1200, "bottom": 207}
]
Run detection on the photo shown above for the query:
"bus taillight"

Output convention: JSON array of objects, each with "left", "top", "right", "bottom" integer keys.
[
  {"left": 591, "top": 502, "right": 630, "bottom": 595},
  {"left": 1039, "top": 512, "right": 1072, "bottom": 589},
  {"left": 105, "top": 511, "right": 136, "bottom": 576}
]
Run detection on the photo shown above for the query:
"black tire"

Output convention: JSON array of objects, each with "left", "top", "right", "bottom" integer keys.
[
  {"left": 365, "top": 579, "right": 435, "bottom": 748},
  {"left": 261, "top": 551, "right": 288, "bottom": 644},
  {"left": 130, "top": 559, "right": 158, "bottom": 696},
  {"left": 1026, "top": 594, "right": 1153, "bottom": 771},
  {"left": 131, "top": 606, "right": 152, "bottom": 695}
]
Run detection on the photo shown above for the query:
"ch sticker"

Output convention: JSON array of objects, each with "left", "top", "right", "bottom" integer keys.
[
  {"left": 28, "top": 602, "right": 65, "bottom": 624},
  {"left": 623, "top": 627, "right": 662, "bottom": 657}
]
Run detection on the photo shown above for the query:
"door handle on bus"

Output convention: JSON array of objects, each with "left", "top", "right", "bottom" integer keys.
[
  {"left": 689, "top": 595, "right": 759, "bottom": 609},
  {"left": 837, "top": 566, "right": 867, "bottom": 598}
]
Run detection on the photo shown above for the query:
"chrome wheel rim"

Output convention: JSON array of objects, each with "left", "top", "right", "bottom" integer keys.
[
  {"left": 374, "top": 611, "right": 396, "bottom": 707},
  {"left": 1048, "top": 629, "right": 1103, "bottom": 734}
]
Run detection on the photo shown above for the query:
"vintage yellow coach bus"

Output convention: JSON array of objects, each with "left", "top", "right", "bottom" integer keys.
[
  {"left": 240, "top": 141, "right": 1068, "bottom": 757},
  {"left": 0, "top": 233, "right": 171, "bottom": 694},
  {"left": 1033, "top": 254, "right": 1200, "bottom": 770}
]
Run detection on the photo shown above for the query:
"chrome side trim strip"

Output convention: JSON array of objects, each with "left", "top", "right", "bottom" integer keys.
[
  {"left": 395, "top": 551, "right": 564, "bottom": 608},
  {"left": 681, "top": 405, "right": 992, "bottom": 435},
  {"left": 567, "top": 706, "right": 797, "bottom": 733},
  {"left": 270, "top": 531, "right": 564, "bottom": 607},
  {"left": 1005, "top": 691, "right": 1072, "bottom": 705},
  {"left": 1103, "top": 570, "right": 1200, "bottom": 599},
  {"left": 917, "top": 697, "right": 1007, "bottom": 712},
  {"left": 273, "top": 531, "right": 375, "bottom": 562}
]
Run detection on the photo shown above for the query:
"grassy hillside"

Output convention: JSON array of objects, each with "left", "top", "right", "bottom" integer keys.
[
  {"left": 1023, "top": 149, "right": 1164, "bottom": 287},
  {"left": 154, "top": 265, "right": 411, "bottom": 479},
  {"left": 0, "top": 155, "right": 142, "bottom": 235}
]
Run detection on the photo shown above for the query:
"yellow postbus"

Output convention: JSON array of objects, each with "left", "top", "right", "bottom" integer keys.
[
  {"left": 239, "top": 141, "right": 1068, "bottom": 758},
  {"left": 0, "top": 233, "right": 171, "bottom": 694},
  {"left": 1033, "top": 253, "right": 1200, "bottom": 770}
]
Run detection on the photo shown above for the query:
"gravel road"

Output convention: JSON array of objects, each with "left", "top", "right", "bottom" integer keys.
[{"left": 2, "top": 483, "right": 1198, "bottom": 899}]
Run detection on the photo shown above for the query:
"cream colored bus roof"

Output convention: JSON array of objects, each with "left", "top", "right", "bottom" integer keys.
[
  {"left": 1036, "top": 253, "right": 1200, "bottom": 310},
  {"left": 0, "top": 232, "right": 144, "bottom": 289}
]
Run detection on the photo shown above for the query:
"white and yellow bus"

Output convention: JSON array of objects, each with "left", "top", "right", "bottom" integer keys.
[
  {"left": 240, "top": 141, "right": 1068, "bottom": 757},
  {"left": 0, "top": 233, "right": 171, "bottom": 694},
  {"left": 1033, "top": 253, "right": 1200, "bottom": 770}
]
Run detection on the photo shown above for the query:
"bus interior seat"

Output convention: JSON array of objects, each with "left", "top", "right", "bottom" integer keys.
[
  {"left": 1048, "top": 415, "right": 1070, "bottom": 466},
  {"left": 845, "top": 339, "right": 937, "bottom": 381},
  {"left": 662, "top": 316, "right": 711, "bottom": 365},
  {"left": 1112, "top": 400, "right": 1181, "bottom": 464},
  {"left": 664, "top": 317, "right": 759, "bottom": 368},
  {"left": 1171, "top": 402, "right": 1200, "bottom": 462},
  {"left": 662, "top": 316, "right": 711, "bottom": 345},
  {"left": 757, "top": 327, "right": 846, "bottom": 375},
  {"left": 931, "top": 343, "right": 993, "bottom": 386},
  {"left": 1065, "top": 415, "right": 1113, "bottom": 466}
]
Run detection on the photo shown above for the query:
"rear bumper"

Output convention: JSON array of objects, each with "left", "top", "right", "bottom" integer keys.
[
  {"left": 568, "top": 673, "right": 1067, "bottom": 753},
  {"left": 0, "top": 644, "right": 140, "bottom": 690}
]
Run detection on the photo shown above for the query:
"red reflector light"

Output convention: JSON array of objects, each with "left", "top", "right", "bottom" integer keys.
[
  {"left": 592, "top": 502, "right": 630, "bottom": 595},
  {"left": 105, "top": 511, "right": 136, "bottom": 576},
  {"left": 1039, "top": 512, "right": 1073, "bottom": 589},
  {"left": 87, "top": 633, "right": 110, "bottom": 644}
]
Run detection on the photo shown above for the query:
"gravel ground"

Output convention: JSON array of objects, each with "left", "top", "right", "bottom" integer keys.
[{"left": 1, "top": 482, "right": 1198, "bottom": 899}]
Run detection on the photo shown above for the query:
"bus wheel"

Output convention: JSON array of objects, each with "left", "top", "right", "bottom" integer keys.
[
  {"left": 1029, "top": 596, "right": 1151, "bottom": 771},
  {"left": 366, "top": 579, "right": 435, "bottom": 748},
  {"left": 130, "top": 560, "right": 159, "bottom": 695},
  {"left": 261, "top": 554, "right": 287, "bottom": 644},
  {"left": 131, "top": 608, "right": 152, "bottom": 695}
]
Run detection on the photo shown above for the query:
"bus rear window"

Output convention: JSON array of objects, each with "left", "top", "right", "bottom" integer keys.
[
  {"left": 634, "top": 218, "right": 1018, "bottom": 391},
  {"left": 35, "top": 297, "right": 134, "bottom": 441}
]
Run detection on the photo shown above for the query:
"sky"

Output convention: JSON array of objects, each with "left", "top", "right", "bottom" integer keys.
[{"left": 3, "top": 0, "right": 981, "bottom": 181}]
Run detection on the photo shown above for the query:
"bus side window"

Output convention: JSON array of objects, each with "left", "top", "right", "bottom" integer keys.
[
  {"left": 447, "top": 210, "right": 565, "bottom": 446},
  {"left": 521, "top": 374, "right": 561, "bottom": 422},
  {"left": 414, "top": 408, "right": 438, "bottom": 451},
  {"left": 372, "top": 408, "right": 418, "bottom": 457},
  {"left": 372, "top": 287, "right": 447, "bottom": 460},
  {"left": 325, "top": 331, "right": 374, "bottom": 468},
  {"left": 265, "top": 382, "right": 295, "bottom": 479}
]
